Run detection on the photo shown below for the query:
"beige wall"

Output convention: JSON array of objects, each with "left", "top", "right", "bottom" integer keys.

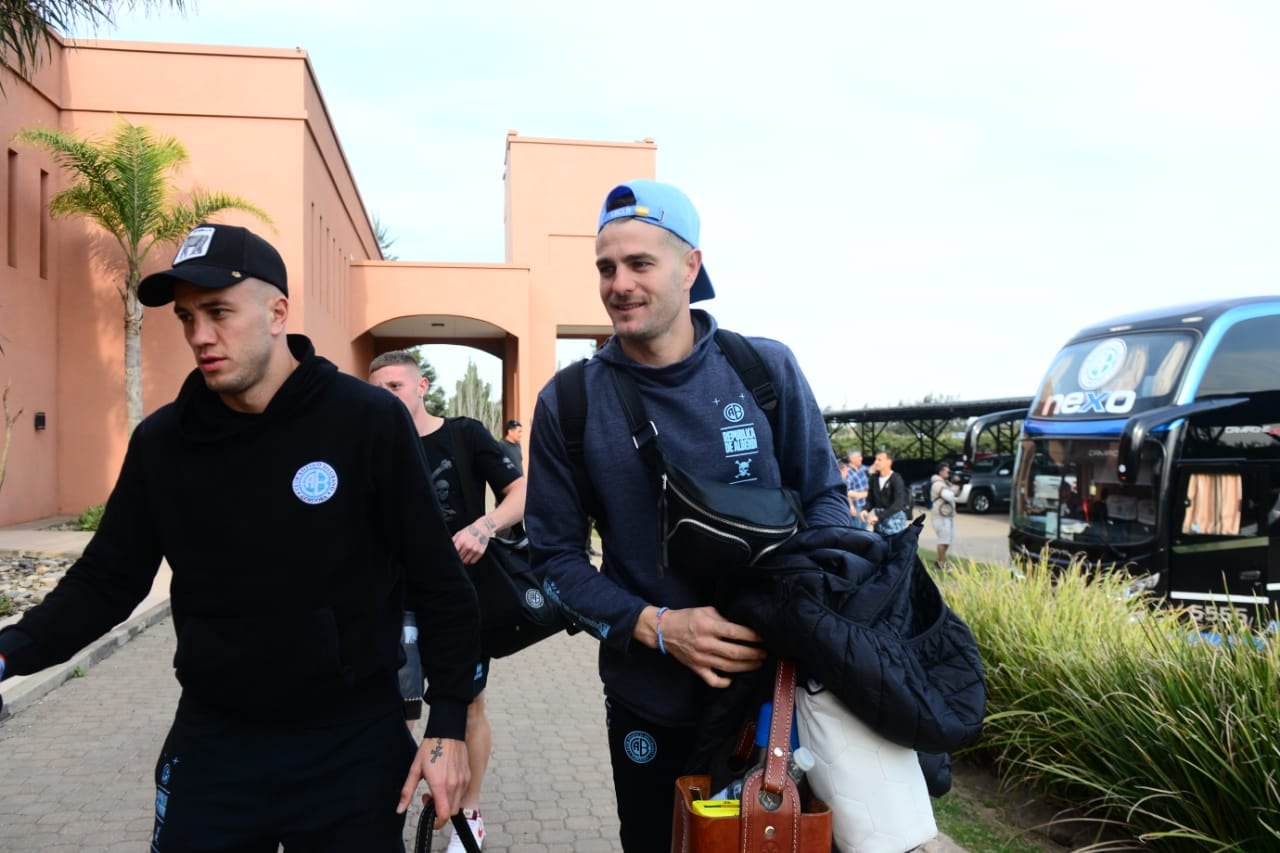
[
  {"left": 0, "top": 40, "right": 657, "bottom": 525},
  {"left": 0, "top": 55, "right": 64, "bottom": 524},
  {"left": 503, "top": 134, "right": 655, "bottom": 424}
]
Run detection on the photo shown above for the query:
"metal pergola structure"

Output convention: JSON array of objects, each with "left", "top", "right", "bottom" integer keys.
[{"left": 825, "top": 397, "right": 1034, "bottom": 460}]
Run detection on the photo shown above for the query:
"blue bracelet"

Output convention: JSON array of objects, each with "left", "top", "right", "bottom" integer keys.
[{"left": 655, "top": 607, "right": 670, "bottom": 655}]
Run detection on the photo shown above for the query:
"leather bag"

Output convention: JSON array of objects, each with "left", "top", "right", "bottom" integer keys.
[{"left": 671, "top": 659, "right": 832, "bottom": 853}]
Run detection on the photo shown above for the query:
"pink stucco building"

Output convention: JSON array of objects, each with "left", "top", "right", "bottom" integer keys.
[{"left": 0, "top": 36, "right": 656, "bottom": 525}]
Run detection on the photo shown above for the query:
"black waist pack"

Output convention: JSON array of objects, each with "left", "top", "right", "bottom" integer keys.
[
  {"left": 659, "top": 463, "right": 804, "bottom": 574},
  {"left": 608, "top": 367, "right": 805, "bottom": 576}
]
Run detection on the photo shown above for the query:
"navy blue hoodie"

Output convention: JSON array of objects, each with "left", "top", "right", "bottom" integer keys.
[
  {"left": 525, "top": 311, "right": 848, "bottom": 726},
  {"left": 0, "top": 336, "right": 479, "bottom": 738}
]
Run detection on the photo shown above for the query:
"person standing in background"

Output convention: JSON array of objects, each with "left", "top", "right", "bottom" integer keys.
[{"left": 929, "top": 461, "right": 960, "bottom": 567}]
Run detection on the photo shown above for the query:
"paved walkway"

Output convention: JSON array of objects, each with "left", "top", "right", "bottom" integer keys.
[{"left": 0, "top": 521, "right": 978, "bottom": 852}]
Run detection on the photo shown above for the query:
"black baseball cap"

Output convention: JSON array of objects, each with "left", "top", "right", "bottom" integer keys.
[
  {"left": 505, "top": 419, "right": 522, "bottom": 431},
  {"left": 138, "top": 224, "right": 287, "bottom": 307}
]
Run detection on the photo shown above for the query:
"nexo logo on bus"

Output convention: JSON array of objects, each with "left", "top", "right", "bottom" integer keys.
[{"left": 1039, "top": 338, "right": 1138, "bottom": 417}]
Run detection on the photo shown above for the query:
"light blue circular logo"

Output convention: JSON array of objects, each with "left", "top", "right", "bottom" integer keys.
[
  {"left": 723, "top": 402, "right": 745, "bottom": 423},
  {"left": 1078, "top": 339, "right": 1127, "bottom": 391},
  {"left": 524, "top": 588, "right": 546, "bottom": 609},
  {"left": 624, "top": 730, "right": 657, "bottom": 764},
  {"left": 292, "top": 461, "right": 339, "bottom": 505}
]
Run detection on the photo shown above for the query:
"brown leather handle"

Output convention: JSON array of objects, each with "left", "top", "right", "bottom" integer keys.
[
  {"left": 762, "top": 658, "right": 797, "bottom": 799},
  {"left": 738, "top": 659, "right": 802, "bottom": 853}
]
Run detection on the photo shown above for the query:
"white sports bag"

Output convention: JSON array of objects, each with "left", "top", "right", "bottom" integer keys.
[{"left": 795, "top": 681, "right": 937, "bottom": 853}]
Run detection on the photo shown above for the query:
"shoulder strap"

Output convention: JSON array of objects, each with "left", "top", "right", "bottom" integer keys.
[
  {"left": 554, "top": 360, "right": 603, "bottom": 525},
  {"left": 714, "top": 328, "right": 779, "bottom": 436},
  {"left": 443, "top": 418, "right": 484, "bottom": 523}
]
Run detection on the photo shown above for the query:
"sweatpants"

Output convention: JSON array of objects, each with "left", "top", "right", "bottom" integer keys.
[
  {"left": 604, "top": 696, "right": 699, "bottom": 853},
  {"left": 150, "top": 698, "right": 417, "bottom": 852}
]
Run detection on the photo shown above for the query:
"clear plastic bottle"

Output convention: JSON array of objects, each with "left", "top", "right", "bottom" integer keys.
[{"left": 788, "top": 745, "right": 816, "bottom": 808}]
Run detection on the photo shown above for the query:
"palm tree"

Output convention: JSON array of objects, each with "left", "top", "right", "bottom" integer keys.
[
  {"left": 1, "top": 2, "right": 187, "bottom": 92},
  {"left": 371, "top": 213, "right": 398, "bottom": 261},
  {"left": 14, "top": 118, "right": 271, "bottom": 434}
]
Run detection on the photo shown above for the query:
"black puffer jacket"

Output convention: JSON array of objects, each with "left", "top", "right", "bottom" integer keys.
[{"left": 721, "top": 520, "right": 986, "bottom": 754}]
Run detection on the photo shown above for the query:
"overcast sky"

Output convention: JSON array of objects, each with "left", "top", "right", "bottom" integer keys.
[{"left": 76, "top": 1, "right": 1280, "bottom": 411}]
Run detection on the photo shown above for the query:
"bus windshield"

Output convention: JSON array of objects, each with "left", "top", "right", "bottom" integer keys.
[
  {"left": 1011, "top": 438, "right": 1161, "bottom": 548},
  {"left": 1031, "top": 332, "right": 1195, "bottom": 419}
]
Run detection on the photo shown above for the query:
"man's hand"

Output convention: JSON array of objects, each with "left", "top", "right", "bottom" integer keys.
[
  {"left": 397, "top": 736, "right": 469, "bottom": 817},
  {"left": 453, "top": 516, "right": 497, "bottom": 565},
  {"left": 648, "top": 606, "right": 766, "bottom": 688}
]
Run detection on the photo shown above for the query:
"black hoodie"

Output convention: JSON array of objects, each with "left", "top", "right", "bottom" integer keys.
[{"left": 0, "top": 336, "right": 479, "bottom": 738}]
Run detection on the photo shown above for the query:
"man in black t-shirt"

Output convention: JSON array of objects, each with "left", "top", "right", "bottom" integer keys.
[
  {"left": 369, "top": 350, "right": 524, "bottom": 853},
  {"left": 498, "top": 420, "right": 523, "bottom": 474}
]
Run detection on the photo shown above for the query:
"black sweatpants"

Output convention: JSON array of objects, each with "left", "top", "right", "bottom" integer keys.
[
  {"left": 151, "top": 699, "right": 417, "bottom": 852},
  {"left": 604, "top": 696, "right": 699, "bottom": 853}
]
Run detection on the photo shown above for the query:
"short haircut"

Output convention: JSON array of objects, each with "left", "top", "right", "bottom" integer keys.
[
  {"left": 368, "top": 350, "right": 420, "bottom": 376},
  {"left": 936, "top": 461, "right": 950, "bottom": 474},
  {"left": 878, "top": 448, "right": 895, "bottom": 461}
]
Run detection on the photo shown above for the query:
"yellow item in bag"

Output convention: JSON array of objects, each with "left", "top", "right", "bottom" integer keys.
[{"left": 690, "top": 799, "right": 741, "bottom": 818}]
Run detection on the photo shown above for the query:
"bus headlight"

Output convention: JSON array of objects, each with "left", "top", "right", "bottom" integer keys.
[{"left": 1123, "top": 572, "right": 1161, "bottom": 599}]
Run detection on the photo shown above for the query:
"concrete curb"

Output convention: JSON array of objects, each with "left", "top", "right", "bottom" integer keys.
[{"left": 0, "top": 597, "right": 171, "bottom": 722}]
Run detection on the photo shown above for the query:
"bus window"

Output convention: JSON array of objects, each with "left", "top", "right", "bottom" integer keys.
[
  {"left": 1012, "top": 438, "right": 1159, "bottom": 546},
  {"left": 1031, "top": 333, "right": 1195, "bottom": 419},
  {"left": 1181, "top": 472, "right": 1242, "bottom": 536},
  {"left": 1197, "top": 316, "right": 1280, "bottom": 397}
]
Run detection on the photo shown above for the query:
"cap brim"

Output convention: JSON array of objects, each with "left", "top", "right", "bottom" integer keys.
[
  {"left": 138, "top": 264, "right": 241, "bottom": 307},
  {"left": 690, "top": 266, "right": 715, "bottom": 303}
]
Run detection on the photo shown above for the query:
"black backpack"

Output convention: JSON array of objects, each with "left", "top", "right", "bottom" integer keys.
[{"left": 554, "top": 329, "right": 782, "bottom": 534}]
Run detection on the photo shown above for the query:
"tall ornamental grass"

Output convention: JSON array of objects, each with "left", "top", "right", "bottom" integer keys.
[{"left": 939, "top": 556, "right": 1280, "bottom": 851}]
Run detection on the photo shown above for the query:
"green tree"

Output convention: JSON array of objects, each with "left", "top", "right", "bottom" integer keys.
[
  {"left": 13, "top": 119, "right": 270, "bottom": 434},
  {"left": 371, "top": 213, "right": 397, "bottom": 261},
  {"left": 412, "top": 348, "right": 447, "bottom": 416},
  {"left": 447, "top": 360, "right": 500, "bottom": 435},
  {"left": 1, "top": 1, "right": 187, "bottom": 92}
]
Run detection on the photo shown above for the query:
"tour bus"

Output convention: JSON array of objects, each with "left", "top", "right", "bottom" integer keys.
[{"left": 966, "top": 296, "right": 1280, "bottom": 628}]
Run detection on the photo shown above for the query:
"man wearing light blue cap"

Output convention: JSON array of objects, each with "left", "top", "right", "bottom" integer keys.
[{"left": 525, "top": 180, "right": 848, "bottom": 850}]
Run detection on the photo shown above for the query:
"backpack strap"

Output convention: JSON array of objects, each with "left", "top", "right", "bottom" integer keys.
[
  {"left": 554, "top": 359, "right": 604, "bottom": 527},
  {"left": 714, "top": 328, "right": 779, "bottom": 436}
]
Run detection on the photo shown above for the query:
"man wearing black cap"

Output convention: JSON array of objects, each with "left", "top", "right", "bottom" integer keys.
[
  {"left": 0, "top": 224, "right": 481, "bottom": 851},
  {"left": 524, "top": 181, "right": 849, "bottom": 850}
]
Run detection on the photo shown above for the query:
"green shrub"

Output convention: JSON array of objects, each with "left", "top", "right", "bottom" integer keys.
[
  {"left": 76, "top": 504, "right": 105, "bottom": 531},
  {"left": 939, "top": 555, "right": 1280, "bottom": 850},
  {"left": 0, "top": 593, "right": 12, "bottom": 617}
]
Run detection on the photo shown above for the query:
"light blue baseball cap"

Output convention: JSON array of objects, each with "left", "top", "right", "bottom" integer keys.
[{"left": 597, "top": 179, "right": 715, "bottom": 302}]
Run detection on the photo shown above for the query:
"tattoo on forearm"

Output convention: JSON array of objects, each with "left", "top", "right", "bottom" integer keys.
[
  {"left": 482, "top": 517, "right": 497, "bottom": 532},
  {"left": 430, "top": 738, "right": 444, "bottom": 763},
  {"left": 468, "top": 525, "right": 489, "bottom": 547}
]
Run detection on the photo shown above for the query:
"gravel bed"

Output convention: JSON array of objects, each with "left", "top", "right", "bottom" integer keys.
[{"left": 0, "top": 554, "right": 77, "bottom": 618}]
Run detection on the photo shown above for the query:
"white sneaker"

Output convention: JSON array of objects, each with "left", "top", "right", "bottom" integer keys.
[{"left": 446, "top": 808, "right": 484, "bottom": 852}]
